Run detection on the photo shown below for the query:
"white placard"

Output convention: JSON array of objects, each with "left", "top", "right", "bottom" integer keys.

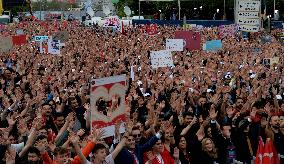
[
  {"left": 166, "top": 39, "right": 184, "bottom": 51},
  {"left": 238, "top": 25, "right": 260, "bottom": 32},
  {"left": 150, "top": 50, "right": 174, "bottom": 69},
  {"left": 237, "top": 18, "right": 260, "bottom": 25},
  {"left": 48, "top": 39, "right": 61, "bottom": 55},
  {"left": 237, "top": 11, "right": 259, "bottom": 19},
  {"left": 238, "top": 0, "right": 260, "bottom": 12}
]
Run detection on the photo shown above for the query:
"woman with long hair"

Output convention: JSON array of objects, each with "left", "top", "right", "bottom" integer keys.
[{"left": 176, "top": 136, "right": 191, "bottom": 164}]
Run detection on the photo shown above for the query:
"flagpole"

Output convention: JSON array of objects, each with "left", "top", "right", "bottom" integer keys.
[{"left": 139, "top": 0, "right": 141, "bottom": 19}]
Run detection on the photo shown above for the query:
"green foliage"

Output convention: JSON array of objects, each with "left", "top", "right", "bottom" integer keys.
[{"left": 4, "top": 5, "right": 29, "bottom": 15}]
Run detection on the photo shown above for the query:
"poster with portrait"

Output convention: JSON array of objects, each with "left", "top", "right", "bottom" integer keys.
[
  {"left": 47, "top": 39, "right": 60, "bottom": 55},
  {"left": 103, "top": 16, "right": 121, "bottom": 31},
  {"left": 91, "top": 75, "right": 126, "bottom": 138}
]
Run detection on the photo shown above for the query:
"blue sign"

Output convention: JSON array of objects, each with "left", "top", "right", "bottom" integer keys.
[
  {"left": 34, "top": 36, "right": 49, "bottom": 42},
  {"left": 204, "top": 40, "right": 222, "bottom": 51}
]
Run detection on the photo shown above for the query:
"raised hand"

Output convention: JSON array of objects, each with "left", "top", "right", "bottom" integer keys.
[
  {"left": 173, "top": 147, "right": 180, "bottom": 160},
  {"left": 209, "top": 106, "right": 218, "bottom": 120}
]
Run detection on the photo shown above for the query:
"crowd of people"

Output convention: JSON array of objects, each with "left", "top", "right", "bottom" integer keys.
[{"left": 0, "top": 19, "right": 284, "bottom": 164}]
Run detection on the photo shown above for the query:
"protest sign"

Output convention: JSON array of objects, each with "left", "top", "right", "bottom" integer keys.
[
  {"left": 175, "top": 31, "right": 201, "bottom": 51},
  {"left": 12, "top": 35, "right": 27, "bottom": 46},
  {"left": 91, "top": 75, "right": 126, "bottom": 138},
  {"left": 166, "top": 39, "right": 184, "bottom": 51},
  {"left": 0, "top": 36, "right": 13, "bottom": 53},
  {"left": 261, "top": 35, "right": 273, "bottom": 43},
  {"left": 236, "top": 0, "right": 260, "bottom": 32},
  {"left": 150, "top": 50, "right": 174, "bottom": 69},
  {"left": 52, "top": 30, "right": 69, "bottom": 43},
  {"left": 16, "top": 29, "right": 24, "bottom": 35},
  {"left": 204, "top": 40, "right": 222, "bottom": 51},
  {"left": 218, "top": 24, "right": 237, "bottom": 38},
  {"left": 263, "top": 57, "right": 279, "bottom": 66},
  {"left": 48, "top": 39, "right": 61, "bottom": 55}
]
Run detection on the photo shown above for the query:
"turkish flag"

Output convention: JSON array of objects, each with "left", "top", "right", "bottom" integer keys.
[
  {"left": 255, "top": 137, "right": 264, "bottom": 164},
  {"left": 146, "top": 24, "right": 158, "bottom": 36},
  {"left": 175, "top": 31, "right": 201, "bottom": 51},
  {"left": 262, "top": 138, "right": 280, "bottom": 164}
]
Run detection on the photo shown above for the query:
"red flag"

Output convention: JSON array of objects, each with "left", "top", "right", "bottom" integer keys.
[
  {"left": 268, "top": 138, "right": 280, "bottom": 164},
  {"left": 62, "top": 20, "right": 68, "bottom": 28},
  {"left": 175, "top": 31, "right": 201, "bottom": 51},
  {"left": 12, "top": 35, "right": 27, "bottom": 46},
  {"left": 263, "top": 138, "right": 271, "bottom": 164},
  {"left": 255, "top": 137, "right": 264, "bottom": 164},
  {"left": 146, "top": 24, "right": 158, "bottom": 36}
]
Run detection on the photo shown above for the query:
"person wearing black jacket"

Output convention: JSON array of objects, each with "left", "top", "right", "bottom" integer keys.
[
  {"left": 210, "top": 120, "right": 237, "bottom": 164},
  {"left": 232, "top": 118, "right": 254, "bottom": 164}
]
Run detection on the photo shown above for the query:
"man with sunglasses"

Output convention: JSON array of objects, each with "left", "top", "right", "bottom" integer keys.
[{"left": 115, "top": 127, "right": 164, "bottom": 164}]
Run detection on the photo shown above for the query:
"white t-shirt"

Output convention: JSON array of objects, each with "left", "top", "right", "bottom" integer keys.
[{"left": 87, "top": 154, "right": 114, "bottom": 164}]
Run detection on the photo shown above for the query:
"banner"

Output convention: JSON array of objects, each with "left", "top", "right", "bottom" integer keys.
[
  {"left": 236, "top": 0, "right": 260, "bottom": 32},
  {"left": 48, "top": 39, "right": 60, "bottom": 55},
  {"left": 150, "top": 50, "right": 174, "bottom": 69},
  {"left": 237, "top": 18, "right": 260, "bottom": 25},
  {"left": 0, "top": 36, "right": 13, "bottom": 53},
  {"left": 166, "top": 39, "right": 184, "bottom": 51},
  {"left": 34, "top": 36, "right": 49, "bottom": 42},
  {"left": 91, "top": 75, "right": 126, "bottom": 138},
  {"left": 237, "top": 11, "right": 259, "bottom": 19},
  {"left": 204, "top": 40, "right": 222, "bottom": 51},
  {"left": 12, "top": 35, "right": 27, "bottom": 46},
  {"left": 218, "top": 24, "right": 237, "bottom": 38},
  {"left": 175, "top": 31, "right": 201, "bottom": 51},
  {"left": 238, "top": 25, "right": 259, "bottom": 32},
  {"left": 238, "top": 1, "right": 260, "bottom": 12},
  {"left": 103, "top": 16, "right": 121, "bottom": 31},
  {"left": 141, "top": 24, "right": 158, "bottom": 36},
  {"left": 183, "top": 24, "right": 196, "bottom": 30}
]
